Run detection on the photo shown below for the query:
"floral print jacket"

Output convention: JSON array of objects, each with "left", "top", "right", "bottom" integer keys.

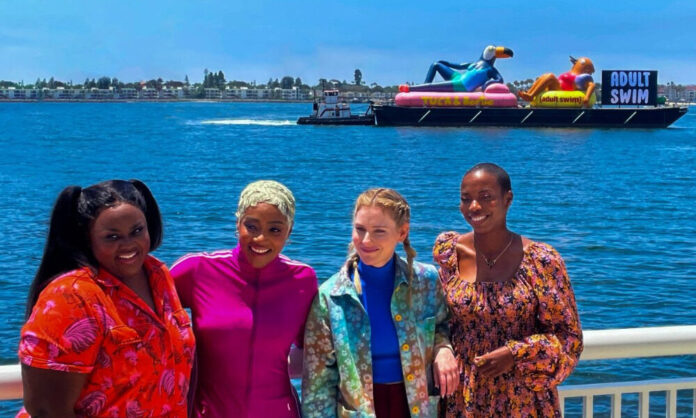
[{"left": 302, "top": 257, "right": 451, "bottom": 418}]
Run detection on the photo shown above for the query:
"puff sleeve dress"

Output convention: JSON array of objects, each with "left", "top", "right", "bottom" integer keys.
[{"left": 433, "top": 232, "right": 583, "bottom": 417}]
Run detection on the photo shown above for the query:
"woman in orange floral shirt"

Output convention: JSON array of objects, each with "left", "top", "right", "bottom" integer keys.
[
  {"left": 17, "top": 180, "right": 195, "bottom": 417},
  {"left": 432, "top": 163, "right": 582, "bottom": 417}
]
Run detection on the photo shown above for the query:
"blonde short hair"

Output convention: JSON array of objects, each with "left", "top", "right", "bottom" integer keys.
[{"left": 236, "top": 180, "right": 296, "bottom": 226}]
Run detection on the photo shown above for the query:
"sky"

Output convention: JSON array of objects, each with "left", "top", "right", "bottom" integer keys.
[{"left": 1, "top": 0, "right": 695, "bottom": 86}]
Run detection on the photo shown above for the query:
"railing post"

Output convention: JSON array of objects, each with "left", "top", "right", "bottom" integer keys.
[
  {"left": 582, "top": 395, "right": 593, "bottom": 418},
  {"left": 0, "top": 364, "right": 22, "bottom": 400},
  {"left": 638, "top": 391, "right": 649, "bottom": 417},
  {"left": 610, "top": 393, "right": 621, "bottom": 417},
  {"left": 666, "top": 389, "right": 677, "bottom": 417}
]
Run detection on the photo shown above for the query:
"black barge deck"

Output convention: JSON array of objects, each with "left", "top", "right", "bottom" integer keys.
[{"left": 372, "top": 105, "right": 688, "bottom": 128}]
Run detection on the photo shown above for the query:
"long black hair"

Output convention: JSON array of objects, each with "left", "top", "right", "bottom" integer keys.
[{"left": 25, "top": 179, "right": 162, "bottom": 318}]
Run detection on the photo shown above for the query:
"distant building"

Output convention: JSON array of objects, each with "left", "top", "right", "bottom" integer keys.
[
  {"left": 11, "top": 88, "right": 27, "bottom": 99},
  {"left": 248, "top": 88, "right": 272, "bottom": 99},
  {"left": 46, "top": 87, "right": 82, "bottom": 99},
  {"left": 204, "top": 88, "right": 222, "bottom": 99},
  {"left": 86, "top": 88, "right": 114, "bottom": 100},
  {"left": 342, "top": 91, "right": 371, "bottom": 102},
  {"left": 295, "top": 88, "right": 310, "bottom": 100},
  {"left": 0, "top": 85, "right": 331, "bottom": 101},
  {"left": 370, "top": 92, "right": 396, "bottom": 100},
  {"left": 160, "top": 87, "right": 184, "bottom": 99},
  {"left": 117, "top": 88, "right": 138, "bottom": 100},
  {"left": 272, "top": 87, "right": 310, "bottom": 100},
  {"left": 225, "top": 87, "right": 272, "bottom": 99},
  {"left": 277, "top": 88, "right": 294, "bottom": 100},
  {"left": 660, "top": 84, "right": 696, "bottom": 103},
  {"left": 223, "top": 87, "right": 241, "bottom": 99},
  {"left": 139, "top": 88, "right": 159, "bottom": 99},
  {"left": 686, "top": 86, "right": 696, "bottom": 103},
  {"left": 0, "top": 87, "right": 39, "bottom": 99}
]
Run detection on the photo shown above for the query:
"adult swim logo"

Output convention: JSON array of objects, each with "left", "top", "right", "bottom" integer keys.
[
  {"left": 601, "top": 70, "right": 657, "bottom": 106},
  {"left": 540, "top": 95, "right": 582, "bottom": 105}
]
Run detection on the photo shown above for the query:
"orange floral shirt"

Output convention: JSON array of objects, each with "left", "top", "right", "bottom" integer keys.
[{"left": 17, "top": 256, "right": 195, "bottom": 417}]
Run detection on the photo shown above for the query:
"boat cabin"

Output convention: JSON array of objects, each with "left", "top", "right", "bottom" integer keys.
[{"left": 313, "top": 89, "right": 351, "bottom": 119}]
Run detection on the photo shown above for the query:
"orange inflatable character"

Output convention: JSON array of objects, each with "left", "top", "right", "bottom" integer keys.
[{"left": 519, "top": 56, "right": 596, "bottom": 107}]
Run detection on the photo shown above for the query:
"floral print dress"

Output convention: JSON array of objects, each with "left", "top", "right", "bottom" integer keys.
[{"left": 432, "top": 232, "right": 583, "bottom": 418}]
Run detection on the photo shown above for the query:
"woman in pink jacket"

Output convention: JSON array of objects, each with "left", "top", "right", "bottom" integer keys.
[{"left": 171, "top": 180, "right": 318, "bottom": 417}]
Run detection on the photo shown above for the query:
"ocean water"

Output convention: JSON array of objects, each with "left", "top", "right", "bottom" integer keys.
[{"left": 0, "top": 102, "right": 694, "bottom": 415}]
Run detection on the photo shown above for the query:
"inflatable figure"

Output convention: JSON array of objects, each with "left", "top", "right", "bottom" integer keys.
[
  {"left": 395, "top": 83, "right": 518, "bottom": 108},
  {"left": 403, "top": 45, "right": 514, "bottom": 93},
  {"left": 518, "top": 56, "right": 596, "bottom": 107}
]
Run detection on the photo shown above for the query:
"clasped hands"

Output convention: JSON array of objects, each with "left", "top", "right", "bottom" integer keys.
[{"left": 433, "top": 345, "right": 514, "bottom": 397}]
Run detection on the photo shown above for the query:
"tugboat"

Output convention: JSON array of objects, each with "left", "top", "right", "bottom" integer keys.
[{"left": 297, "top": 90, "right": 374, "bottom": 125}]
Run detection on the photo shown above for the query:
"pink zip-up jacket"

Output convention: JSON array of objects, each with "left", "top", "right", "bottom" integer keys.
[{"left": 171, "top": 244, "right": 318, "bottom": 418}]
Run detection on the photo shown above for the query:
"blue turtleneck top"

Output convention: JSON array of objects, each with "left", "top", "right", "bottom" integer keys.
[{"left": 356, "top": 257, "right": 403, "bottom": 383}]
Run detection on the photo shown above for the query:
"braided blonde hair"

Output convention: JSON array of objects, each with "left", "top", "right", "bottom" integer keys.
[{"left": 346, "top": 188, "right": 416, "bottom": 295}]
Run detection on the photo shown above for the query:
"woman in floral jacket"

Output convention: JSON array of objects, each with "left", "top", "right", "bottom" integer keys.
[{"left": 302, "top": 188, "right": 458, "bottom": 418}]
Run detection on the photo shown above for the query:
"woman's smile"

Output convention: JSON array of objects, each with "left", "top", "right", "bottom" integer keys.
[
  {"left": 250, "top": 245, "right": 271, "bottom": 255},
  {"left": 237, "top": 202, "right": 291, "bottom": 269},
  {"left": 352, "top": 205, "right": 408, "bottom": 268}
]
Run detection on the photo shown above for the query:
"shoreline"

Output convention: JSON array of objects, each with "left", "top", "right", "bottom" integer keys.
[
  {"left": 0, "top": 98, "right": 321, "bottom": 103},
  {"left": 1, "top": 98, "right": 693, "bottom": 106}
]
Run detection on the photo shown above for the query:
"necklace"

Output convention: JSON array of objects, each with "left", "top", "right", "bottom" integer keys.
[{"left": 475, "top": 233, "right": 514, "bottom": 269}]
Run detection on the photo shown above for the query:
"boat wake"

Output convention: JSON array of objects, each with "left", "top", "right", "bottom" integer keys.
[{"left": 198, "top": 119, "right": 295, "bottom": 126}]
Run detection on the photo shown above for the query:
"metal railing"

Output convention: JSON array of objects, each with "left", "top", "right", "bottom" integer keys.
[
  {"left": 0, "top": 364, "right": 21, "bottom": 401},
  {"left": 560, "top": 378, "right": 696, "bottom": 417},
  {"left": 2, "top": 325, "right": 695, "bottom": 417},
  {"left": 558, "top": 325, "right": 696, "bottom": 417}
]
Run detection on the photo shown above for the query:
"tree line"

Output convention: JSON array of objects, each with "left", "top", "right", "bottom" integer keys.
[
  {"left": 2, "top": 71, "right": 689, "bottom": 100},
  {"left": 0, "top": 68, "right": 402, "bottom": 93}
]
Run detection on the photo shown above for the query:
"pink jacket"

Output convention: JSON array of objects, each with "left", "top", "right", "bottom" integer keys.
[{"left": 171, "top": 244, "right": 318, "bottom": 418}]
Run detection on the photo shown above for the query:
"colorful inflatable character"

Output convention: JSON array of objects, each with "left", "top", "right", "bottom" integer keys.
[
  {"left": 402, "top": 45, "right": 514, "bottom": 93},
  {"left": 518, "top": 56, "right": 596, "bottom": 107}
]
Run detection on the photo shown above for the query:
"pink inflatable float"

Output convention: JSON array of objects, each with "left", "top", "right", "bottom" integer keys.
[{"left": 395, "top": 83, "right": 517, "bottom": 108}]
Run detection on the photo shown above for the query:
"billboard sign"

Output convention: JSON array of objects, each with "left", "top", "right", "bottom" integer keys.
[{"left": 601, "top": 70, "right": 658, "bottom": 106}]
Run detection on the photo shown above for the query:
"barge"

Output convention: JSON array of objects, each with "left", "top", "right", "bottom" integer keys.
[
  {"left": 297, "top": 83, "right": 688, "bottom": 129},
  {"left": 371, "top": 104, "right": 688, "bottom": 128}
]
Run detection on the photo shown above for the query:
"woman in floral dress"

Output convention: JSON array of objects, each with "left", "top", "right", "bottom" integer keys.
[{"left": 433, "top": 163, "right": 583, "bottom": 417}]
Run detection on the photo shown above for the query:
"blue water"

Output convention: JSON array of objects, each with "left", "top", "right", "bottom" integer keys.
[{"left": 1, "top": 102, "right": 695, "bottom": 415}]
